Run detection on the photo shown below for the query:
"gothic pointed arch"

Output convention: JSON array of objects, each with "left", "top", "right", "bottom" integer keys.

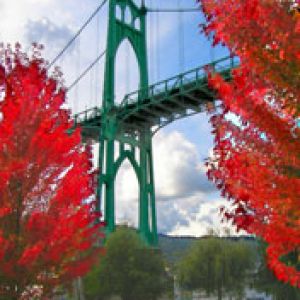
[
  {"left": 114, "top": 37, "right": 141, "bottom": 103},
  {"left": 103, "top": 0, "right": 148, "bottom": 108},
  {"left": 99, "top": 0, "right": 157, "bottom": 246},
  {"left": 113, "top": 150, "right": 140, "bottom": 183}
]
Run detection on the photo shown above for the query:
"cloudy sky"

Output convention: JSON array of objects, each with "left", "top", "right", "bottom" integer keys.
[{"left": 0, "top": 0, "right": 240, "bottom": 236}]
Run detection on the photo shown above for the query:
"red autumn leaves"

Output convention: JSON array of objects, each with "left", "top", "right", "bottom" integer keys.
[
  {"left": 201, "top": 0, "right": 300, "bottom": 288},
  {"left": 0, "top": 45, "right": 103, "bottom": 298},
  {"left": 0, "top": 0, "right": 298, "bottom": 296}
]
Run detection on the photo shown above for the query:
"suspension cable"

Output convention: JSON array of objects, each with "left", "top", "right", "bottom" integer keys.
[
  {"left": 178, "top": 0, "right": 185, "bottom": 73},
  {"left": 149, "top": 0, "right": 154, "bottom": 83},
  {"left": 74, "top": 37, "right": 81, "bottom": 112},
  {"left": 90, "top": 62, "right": 94, "bottom": 108},
  {"left": 126, "top": 41, "right": 130, "bottom": 93},
  {"left": 147, "top": 8, "right": 200, "bottom": 13},
  {"left": 48, "top": 0, "right": 108, "bottom": 69},
  {"left": 155, "top": 10, "right": 160, "bottom": 81},
  {"left": 95, "top": 9, "right": 101, "bottom": 106},
  {"left": 67, "top": 50, "right": 106, "bottom": 92}
]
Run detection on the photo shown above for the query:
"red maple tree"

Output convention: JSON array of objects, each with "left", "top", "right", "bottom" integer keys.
[
  {"left": 0, "top": 44, "right": 103, "bottom": 299},
  {"left": 200, "top": 0, "right": 300, "bottom": 287}
]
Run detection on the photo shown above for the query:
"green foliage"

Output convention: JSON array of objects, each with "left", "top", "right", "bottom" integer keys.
[
  {"left": 177, "top": 237, "right": 255, "bottom": 300},
  {"left": 83, "top": 227, "right": 173, "bottom": 300}
]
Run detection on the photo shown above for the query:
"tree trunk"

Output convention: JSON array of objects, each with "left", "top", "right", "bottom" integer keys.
[
  {"left": 217, "top": 284, "right": 222, "bottom": 300},
  {"left": 73, "top": 278, "right": 86, "bottom": 300}
]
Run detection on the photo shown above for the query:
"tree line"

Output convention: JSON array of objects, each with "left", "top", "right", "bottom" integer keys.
[{"left": 79, "top": 227, "right": 300, "bottom": 300}]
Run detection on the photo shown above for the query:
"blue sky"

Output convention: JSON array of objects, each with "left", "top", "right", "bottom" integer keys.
[{"left": 0, "top": 0, "right": 240, "bottom": 236}]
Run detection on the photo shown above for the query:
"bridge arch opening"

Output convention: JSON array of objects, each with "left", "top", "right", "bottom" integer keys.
[
  {"left": 115, "top": 156, "right": 139, "bottom": 229},
  {"left": 134, "top": 17, "right": 141, "bottom": 30},
  {"left": 132, "top": 0, "right": 142, "bottom": 7},
  {"left": 124, "top": 6, "right": 132, "bottom": 25},
  {"left": 114, "top": 38, "right": 140, "bottom": 104},
  {"left": 116, "top": 5, "right": 122, "bottom": 20}
]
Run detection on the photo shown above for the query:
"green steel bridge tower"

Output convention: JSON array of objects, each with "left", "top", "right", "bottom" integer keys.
[{"left": 74, "top": 0, "right": 237, "bottom": 246}]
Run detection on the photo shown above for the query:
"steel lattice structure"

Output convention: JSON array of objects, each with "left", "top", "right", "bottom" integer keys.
[{"left": 74, "top": 0, "right": 238, "bottom": 246}]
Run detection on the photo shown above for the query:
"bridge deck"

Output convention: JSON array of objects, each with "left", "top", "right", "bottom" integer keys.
[{"left": 74, "top": 56, "right": 238, "bottom": 138}]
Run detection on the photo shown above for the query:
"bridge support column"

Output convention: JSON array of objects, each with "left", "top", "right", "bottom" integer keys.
[
  {"left": 97, "top": 118, "right": 117, "bottom": 235},
  {"left": 104, "top": 138, "right": 115, "bottom": 234},
  {"left": 98, "top": 0, "right": 157, "bottom": 246},
  {"left": 97, "top": 124, "right": 157, "bottom": 246},
  {"left": 139, "top": 130, "right": 157, "bottom": 246}
]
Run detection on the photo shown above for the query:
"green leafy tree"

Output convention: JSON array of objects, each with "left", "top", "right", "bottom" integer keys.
[
  {"left": 177, "top": 237, "right": 255, "bottom": 300},
  {"left": 83, "top": 227, "right": 173, "bottom": 300}
]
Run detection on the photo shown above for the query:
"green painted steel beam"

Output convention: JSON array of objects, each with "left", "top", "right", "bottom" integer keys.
[
  {"left": 141, "top": 106, "right": 170, "bottom": 118},
  {"left": 74, "top": 0, "right": 238, "bottom": 247},
  {"left": 96, "top": 0, "right": 158, "bottom": 246},
  {"left": 76, "top": 59, "right": 237, "bottom": 135}
]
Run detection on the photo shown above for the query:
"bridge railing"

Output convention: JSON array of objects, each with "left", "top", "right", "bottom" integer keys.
[
  {"left": 74, "top": 106, "right": 102, "bottom": 125},
  {"left": 120, "top": 56, "right": 239, "bottom": 107}
]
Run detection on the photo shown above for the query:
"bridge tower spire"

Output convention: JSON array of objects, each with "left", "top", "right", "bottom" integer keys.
[{"left": 99, "top": 0, "right": 157, "bottom": 245}]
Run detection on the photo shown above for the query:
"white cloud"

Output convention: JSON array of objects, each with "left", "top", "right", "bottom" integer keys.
[
  {"left": 115, "top": 159, "right": 139, "bottom": 227},
  {"left": 25, "top": 18, "right": 74, "bottom": 55},
  {"left": 153, "top": 130, "right": 215, "bottom": 199},
  {"left": 111, "top": 130, "right": 235, "bottom": 235},
  {"left": 165, "top": 197, "right": 242, "bottom": 237},
  {"left": 0, "top": 0, "right": 70, "bottom": 44}
]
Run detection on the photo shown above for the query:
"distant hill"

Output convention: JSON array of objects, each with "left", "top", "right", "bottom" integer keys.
[
  {"left": 158, "top": 234, "right": 195, "bottom": 264},
  {"left": 115, "top": 225, "right": 257, "bottom": 265},
  {"left": 158, "top": 234, "right": 257, "bottom": 265}
]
